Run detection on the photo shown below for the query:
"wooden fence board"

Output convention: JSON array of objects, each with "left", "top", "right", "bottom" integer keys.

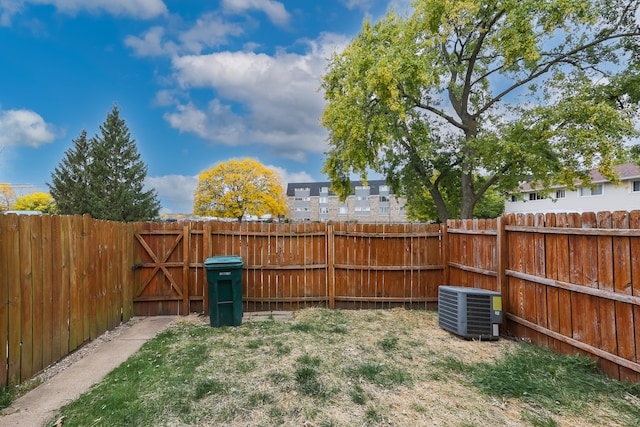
[
  {"left": 612, "top": 212, "right": 638, "bottom": 382},
  {"left": 597, "top": 211, "right": 620, "bottom": 379},
  {"left": 5, "top": 215, "right": 21, "bottom": 385},
  {"left": 555, "top": 213, "right": 574, "bottom": 355},
  {"left": 0, "top": 216, "right": 8, "bottom": 386},
  {"left": 81, "top": 215, "right": 90, "bottom": 343},
  {"left": 581, "top": 213, "right": 601, "bottom": 361},
  {"left": 544, "top": 213, "right": 561, "bottom": 353},
  {"left": 30, "top": 216, "right": 44, "bottom": 375},
  {"left": 67, "top": 215, "right": 81, "bottom": 353},
  {"left": 630, "top": 211, "right": 640, "bottom": 380},
  {"left": 511, "top": 215, "right": 526, "bottom": 337},
  {"left": 533, "top": 214, "right": 548, "bottom": 348},
  {"left": 19, "top": 215, "right": 33, "bottom": 383},
  {"left": 49, "top": 217, "right": 62, "bottom": 365},
  {"left": 523, "top": 214, "right": 538, "bottom": 342}
]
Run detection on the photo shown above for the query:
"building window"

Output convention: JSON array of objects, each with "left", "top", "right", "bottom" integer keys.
[
  {"left": 379, "top": 206, "right": 389, "bottom": 214},
  {"left": 294, "top": 197, "right": 311, "bottom": 202},
  {"left": 320, "top": 186, "right": 329, "bottom": 194},
  {"left": 355, "top": 185, "right": 370, "bottom": 190},
  {"left": 555, "top": 189, "right": 566, "bottom": 199},
  {"left": 355, "top": 206, "right": 370, "bottom": 212},
  {"left": 295, "top": 187, "right": 310, "bottom": 192},
  {"left": 509, "top": 195, "right": 518, "bottom": 202},
  {"left": 379, "top": 185, "right": 389, "bottom": 192},
  {"left": 633, "top": 181, "right": 640, "bottom": 192},
  {"left": 528, "top": 192, "right": 544, "bottom": 201},
  {"left": 579, "top": 184, "right": 603, "bottom": 197},
  {"left": 338, "top": 206, "right": 348, "bottom": 215},
  {"left": 379, "top": 196, "right": 389, "bottom": 203},
  {"left": 319, "top": 196, "right": 328, "bottom": 204},
  {"left": 356, "top": 196, "right": 368, "bottom": 201},
  {"left": 319, "top": 207, "right": 329, "bottom": 214}
]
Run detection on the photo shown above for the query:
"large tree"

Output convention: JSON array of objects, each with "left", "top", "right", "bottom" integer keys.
[
  {"left": 49, "top": 129, "right": 92, "bottom": 214},
  {"left": 321, "top": 0, "right": 640, "bottom": 220},
  {"left": 49, "top": 106, "right": 160, "bottom": 221},
  {"left": 14, "top": 192, "right": 56, "bottom": 213},
  {"left": 193, "top": 158, "right": 287, "bottom": 222},
  {"left": 0, "top": 183, "right": 16, "bottom": 212}
]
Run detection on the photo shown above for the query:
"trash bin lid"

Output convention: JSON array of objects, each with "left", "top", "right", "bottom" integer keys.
[{"left": 204, "top": 256, "right": 243, "bottom": 269}]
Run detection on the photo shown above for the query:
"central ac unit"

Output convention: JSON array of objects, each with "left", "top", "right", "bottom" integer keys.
[{"left": 438, "top": 286, "right": 503, "bottom": 340}]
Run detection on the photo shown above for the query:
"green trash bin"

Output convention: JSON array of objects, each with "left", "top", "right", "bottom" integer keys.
[{"left": 204, "top": 256, "right": 243, "bottom": 327}]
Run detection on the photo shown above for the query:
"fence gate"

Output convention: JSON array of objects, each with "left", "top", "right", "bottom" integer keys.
[{"left": 133, "top": 223, "right": 192, "bottom": 315}]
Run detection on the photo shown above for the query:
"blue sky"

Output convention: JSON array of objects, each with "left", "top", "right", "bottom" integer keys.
[{"left": 0, "top": 0, "right": 406, "bottom": 213}]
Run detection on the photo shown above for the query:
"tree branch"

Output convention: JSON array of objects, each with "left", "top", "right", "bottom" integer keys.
[{"left": 477, "top": 29, "right": 640, "bottom": 117}]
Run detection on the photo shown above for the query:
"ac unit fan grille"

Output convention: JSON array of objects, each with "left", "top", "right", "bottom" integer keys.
[{"left": 466, "top": 295, "right": 492, "bottom": 336}]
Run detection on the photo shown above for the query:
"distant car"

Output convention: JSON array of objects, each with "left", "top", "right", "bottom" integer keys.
[{"left": 3, "top": 210, "right": 43, "bottom": 215}]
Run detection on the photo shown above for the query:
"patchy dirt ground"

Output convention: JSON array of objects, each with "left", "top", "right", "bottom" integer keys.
[{"left": 165, "top": 308, "right": 633, "bottom": 427}]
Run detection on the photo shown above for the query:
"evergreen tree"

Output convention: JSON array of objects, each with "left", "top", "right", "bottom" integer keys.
[
  {"left": 87, "top": 105, "right": 160, "bottom": 221},
  {"left": 48, "top": 129, "right": 92, "bottom": 214},
  {"left": 49, "top": 105, "right": 160, "bottom": 221}
]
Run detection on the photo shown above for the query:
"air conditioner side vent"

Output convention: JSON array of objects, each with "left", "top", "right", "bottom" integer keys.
[{"left": 438, "top": 286, "right": 503, "bottom": 340}]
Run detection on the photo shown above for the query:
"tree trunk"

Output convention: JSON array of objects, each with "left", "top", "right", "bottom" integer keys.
[
  {"left": 427, "top": 184, "right": 450, "bottom": 222},
  {"left": 459, "top": 164, "right": 473, "bottom": 219},
  {"left": 460, "top": 118, "right": 478, "bottom": 219}
]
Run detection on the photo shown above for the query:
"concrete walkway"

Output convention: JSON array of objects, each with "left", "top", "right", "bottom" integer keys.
[{"left": 0, "top": 316, "right": 177, "bottom": 427}]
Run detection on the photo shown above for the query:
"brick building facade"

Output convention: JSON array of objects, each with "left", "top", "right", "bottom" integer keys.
[{"left": 286, "top": 180, "right": 408, "bottom": 223}]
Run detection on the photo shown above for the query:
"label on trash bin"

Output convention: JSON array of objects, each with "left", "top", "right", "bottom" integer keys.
[{"left": 220, "top": 271, "right": 231, "bottom": 276}]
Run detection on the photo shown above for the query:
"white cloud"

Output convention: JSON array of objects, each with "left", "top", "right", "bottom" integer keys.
[
  {"left": 153, "top": 89, "right": 179, "bottom": 107},
  {"left": 0, "top": 107, "right": 56, "bottom": 147},
  {"left": 1, "top": 0, "right": 167, "bottom": 23},
  {"left": 221, "top": 0, "right": 289, "bottom": 27},
  {"left": 146, "top": 174, "right": 198, "bottom": 214},
  {"left": 125, "top": 13, "right": 244, "bottom": 57},
  {"left": 178, "top": 12, "right": 244, "bottom": 54},
  {"left": 40, "top": 0, "right": 166, "bottom": 18},
  {"left": 268, "top": 165, "right": 314, "bottom": 188},
  {"left": 164, "top": 33, "right": 351, "bottom": 161},
  {"left": 125, "top": 26, "right": 177, "bottom": 57},
  {"left": 0, "top": 0, "right": 22, "bottom": 26},
  {"left": 340, "top": 0, "right": 375, "bottom": 10}
]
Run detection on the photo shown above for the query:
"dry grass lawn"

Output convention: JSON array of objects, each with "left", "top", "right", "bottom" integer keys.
[{"left": 49, "top": 308, "right": 640, "bottom": 427}]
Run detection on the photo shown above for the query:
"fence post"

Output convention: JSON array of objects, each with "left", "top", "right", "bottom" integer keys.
[
  {"left": 182, "top": 224, "right": 190, "bottom": 315},
  {"left": 203, "top": 222, "right": 211, "bottom": 313},
  {"left": 328, "top": 223, "right": 335, "bottom": 309},
  {"left": 441, "top": 223, "right": 449, "bottom": 287},
  {"left": 496, "top": 215, "right": 509, "bottom": 318}
]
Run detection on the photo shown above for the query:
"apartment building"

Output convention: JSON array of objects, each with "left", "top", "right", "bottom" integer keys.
[
  {"left": 286, "top": 180, "right": 408, "bottom": 223},
  {"left": 505, "top": 163, "right": 640, "bottom": 214}
]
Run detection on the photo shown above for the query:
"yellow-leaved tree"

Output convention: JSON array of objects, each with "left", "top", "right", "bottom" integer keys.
[
  {"left": 14, "top": 192, "right": 57, "bottom": 213},
  {"left": 0, "top": 183, "right": 16, "bottom": 211},
  {"left": 194, "top": 158, "right": 287, "bottom": 222}
]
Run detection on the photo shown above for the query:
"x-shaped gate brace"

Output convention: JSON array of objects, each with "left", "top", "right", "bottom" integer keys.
[{"left": 134, "top": 231, "right": 185, "bottom": 299}]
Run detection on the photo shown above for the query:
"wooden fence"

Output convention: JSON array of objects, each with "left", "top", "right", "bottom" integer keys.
[
  {"left": 3, "top": 212, "right": 640, "bottom": 386},
  {"left": 132, "top": 221, "right": 443, "bottom": 315},
  {"left": 448, "top": 212, "right": 640, "bottom": 383},
  {"left": 0, "top": 214, "right": 136, "bottom": 387}
]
